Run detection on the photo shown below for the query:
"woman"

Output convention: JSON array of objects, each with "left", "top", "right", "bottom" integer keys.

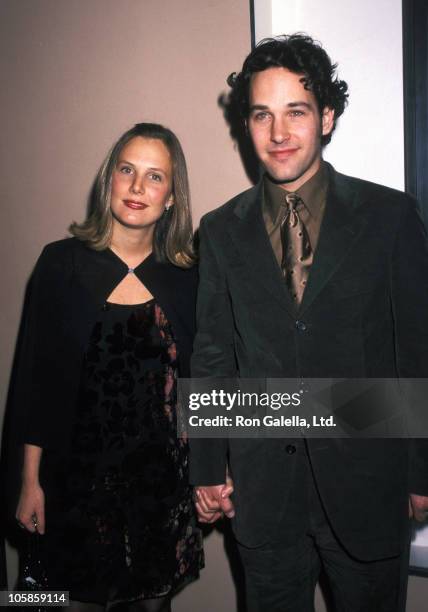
[{"left": 13, "top": 123, "right": 203, "bottom": 611}]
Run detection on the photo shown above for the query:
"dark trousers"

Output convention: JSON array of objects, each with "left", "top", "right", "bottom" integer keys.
[{"left": 237, "top": 443, "right": 410, "bottom": 612}]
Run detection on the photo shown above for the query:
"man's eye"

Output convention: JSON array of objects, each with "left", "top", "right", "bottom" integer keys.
[
  {"left": 253, "top": 112, "right": 270, "bottom": 122},
  {"left": 290, "top": 110, "right": 305, "bottom": 117}
]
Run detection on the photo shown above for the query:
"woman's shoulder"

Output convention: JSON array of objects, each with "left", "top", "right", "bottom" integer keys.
[
  {"left": 38, "top": 236, "right": 88, "bottom": 259},
  {"left": 140, "top": 257, "right": 198, "bottom": 312},
  {"left": 162, "top": 259, "right": 198, "bottom": 291},
  {"left": 36, "top": 237, "right": 95, "bottom": 267},
  {"left": 146, "top": 255, "right": 198, "bottom": 283},
  {"left": 31, "top": 238, "right": 96, "bottom": 285},
  {"left": 170, "top": 260, "right": 199, "bottom": 279}
]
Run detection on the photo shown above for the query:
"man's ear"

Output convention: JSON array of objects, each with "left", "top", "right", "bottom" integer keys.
[{"left": 321, "top": 107, "right": 335, "bottom": 136}]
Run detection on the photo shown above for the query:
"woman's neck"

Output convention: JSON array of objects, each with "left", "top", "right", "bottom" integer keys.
[{"left": 110, "top": 225, "right": 154, "bottom": 268}]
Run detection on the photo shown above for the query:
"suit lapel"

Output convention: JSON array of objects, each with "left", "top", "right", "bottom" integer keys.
[
  {"left": 227, "top": 181, "right": 297, "bottom": 317},
  {"left": 299, "top": 166, "right": 368, "bottom": 315}
]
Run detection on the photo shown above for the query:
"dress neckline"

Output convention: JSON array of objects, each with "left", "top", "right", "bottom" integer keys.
[
  {"left": 106, "top": 247, "right": 154, "bottom": 273},
  {"left": 104, "top": 298, "right": 155, "bottom": 309}
]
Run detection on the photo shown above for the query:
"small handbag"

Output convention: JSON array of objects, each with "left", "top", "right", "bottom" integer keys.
[{"left": 17, "top": 532, "right": 49, "bottom": 611}]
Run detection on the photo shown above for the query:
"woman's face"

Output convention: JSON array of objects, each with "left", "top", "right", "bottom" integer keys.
[{"left": 110, "top": 136, "right": 173, "bottom": 234}]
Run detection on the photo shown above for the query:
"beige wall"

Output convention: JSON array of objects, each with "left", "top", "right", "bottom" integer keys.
[
  {"left": 0, "top": 2, "right": 251, "bottom": 454},
  {"left": 1, "top": 1, "right": 427, "bottom": 610},
  {"left": 0, "top": 0, "right": 250, "bottom": 607}
]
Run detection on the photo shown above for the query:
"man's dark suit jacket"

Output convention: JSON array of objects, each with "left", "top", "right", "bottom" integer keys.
[{"left": 189, "top": 163, "right": 428, "bottom": 561}]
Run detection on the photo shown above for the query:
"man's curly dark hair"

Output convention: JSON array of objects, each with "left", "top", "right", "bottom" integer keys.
[{"left": 227, "top": 34, "right": 349, "bottom": 146}]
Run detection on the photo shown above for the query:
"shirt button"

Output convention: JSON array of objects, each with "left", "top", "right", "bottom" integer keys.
[
  {"left": 285, "top": 444, "right": 296, "bottom": 455},
  {"left": 295, "top": 320, "right": 307, "bottom": 332}
]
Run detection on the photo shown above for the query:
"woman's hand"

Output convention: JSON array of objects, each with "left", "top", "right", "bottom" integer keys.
[
  {"left": 16, "top": 481, "right": 45, "bottom": 534},
  {"left": 16, "top": 444, "right": 45, "bottom": 533}
]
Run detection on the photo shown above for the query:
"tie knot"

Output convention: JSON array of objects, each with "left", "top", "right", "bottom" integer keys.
[{"left": 285, "top": 193, "right": 300, "bottom": 210}]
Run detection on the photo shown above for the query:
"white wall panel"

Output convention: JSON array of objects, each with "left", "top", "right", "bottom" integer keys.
[{"left": 254, "top": 0, "right": 404, "bottom": 190}]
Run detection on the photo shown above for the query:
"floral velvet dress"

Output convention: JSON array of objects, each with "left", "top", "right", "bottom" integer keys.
[{"left": 40, "top": 298, "right": 203, "bottom": 605}]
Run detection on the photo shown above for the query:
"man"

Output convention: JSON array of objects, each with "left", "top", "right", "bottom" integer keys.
[{"left": 190, "top": 35, "right": 428, "bottom": 611}]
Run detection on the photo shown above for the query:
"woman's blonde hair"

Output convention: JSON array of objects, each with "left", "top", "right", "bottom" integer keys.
[{"left": 70, "top": 123, "right": 195, "bottom": 267}]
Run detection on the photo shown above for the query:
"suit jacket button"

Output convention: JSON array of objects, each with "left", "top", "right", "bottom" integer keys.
[
  {"left": 295, "top": 320, "right": 307, "bottom": 332},
  {"left": 285, "top": 444, "right": 296, "bottom": 455}
]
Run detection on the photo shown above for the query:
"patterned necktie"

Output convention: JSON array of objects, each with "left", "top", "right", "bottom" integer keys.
[{"left": 280, "top": 193, "right": 313, "bottom": 305}]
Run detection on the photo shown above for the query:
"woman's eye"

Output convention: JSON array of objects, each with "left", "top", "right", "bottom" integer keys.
[
  {"left": 119, "top": 165, "right": 133, "bottom": 174},
  {"left": 149, "top": 173, "right": 162, "bottom": 182}
]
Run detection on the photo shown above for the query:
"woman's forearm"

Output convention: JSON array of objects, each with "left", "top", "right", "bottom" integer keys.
[
  {"left": 17, "top": 444, "right": 45, "bottom": 533},
  {"left": 22, "top": 443, "right": 43, "bottom": 485}
]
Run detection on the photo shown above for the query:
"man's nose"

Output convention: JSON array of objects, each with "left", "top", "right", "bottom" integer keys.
[{"left": 271, "top": 116, "right": 290, "bottom": 144}]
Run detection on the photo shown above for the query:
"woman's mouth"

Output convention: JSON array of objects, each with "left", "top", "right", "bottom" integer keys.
[{"left": 123, "top": 200, "right": 148, "bottom": 210}]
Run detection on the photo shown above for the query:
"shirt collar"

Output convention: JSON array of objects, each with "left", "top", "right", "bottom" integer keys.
[{"left": 263, "top": 160, "right": 329, "bottom": 225}]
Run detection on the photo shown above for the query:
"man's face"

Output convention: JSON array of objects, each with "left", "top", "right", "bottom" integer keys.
[{"left": 247, "top": 67, "right": 334, "bottom": 191}]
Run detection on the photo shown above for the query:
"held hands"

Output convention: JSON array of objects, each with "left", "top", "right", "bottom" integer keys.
[
  {"left": 16, "top": 481, "right": 45, "bottom": 534},
  {"left": 194, "top": 476, "right": 235, "bottom": 524},
  {"left": 409, "top": 494, "right": 428, "bottom": 522}
]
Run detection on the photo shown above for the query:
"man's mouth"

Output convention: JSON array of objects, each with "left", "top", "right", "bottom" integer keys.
[{"left": 268, "top": 148, "right": 299, "bottom": 160}]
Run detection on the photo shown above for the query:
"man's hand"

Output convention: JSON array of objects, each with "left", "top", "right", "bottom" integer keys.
[
  {"left": 409, "top": 494, "right": 428, "bottom": 522},
  {"left": 194, "top": 477, "right": 235, "bottom": 524}
]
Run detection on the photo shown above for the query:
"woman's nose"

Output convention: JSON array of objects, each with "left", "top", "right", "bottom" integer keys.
[{"left": 130, "top": 175, "right": 144, "bottom": 194}]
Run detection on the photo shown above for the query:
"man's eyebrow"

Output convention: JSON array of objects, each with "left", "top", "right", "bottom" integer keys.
[
  {"left": 287, "top": 101, "right": 313, "bottom": 109},
  {"left": 248, "top": 104, "right": 269, "bottom": 113},
  {"left": 248, "top": 101, "right": 314, "bottom": 112}
]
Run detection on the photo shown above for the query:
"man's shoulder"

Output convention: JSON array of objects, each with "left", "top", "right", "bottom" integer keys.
[
  {"left": 200, "top": 183, "right": 260, "bottom": 228},
  {"left": 333, "top": 167, "right": 415, "bottom": 209}
]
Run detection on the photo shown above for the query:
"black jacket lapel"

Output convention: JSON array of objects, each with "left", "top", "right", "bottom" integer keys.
[
  {"left": 299, "top": 166, "right": 368, "bottom": 315},
  {"left": 227, "top": 181, "right": 296, "bottom": 317}
]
